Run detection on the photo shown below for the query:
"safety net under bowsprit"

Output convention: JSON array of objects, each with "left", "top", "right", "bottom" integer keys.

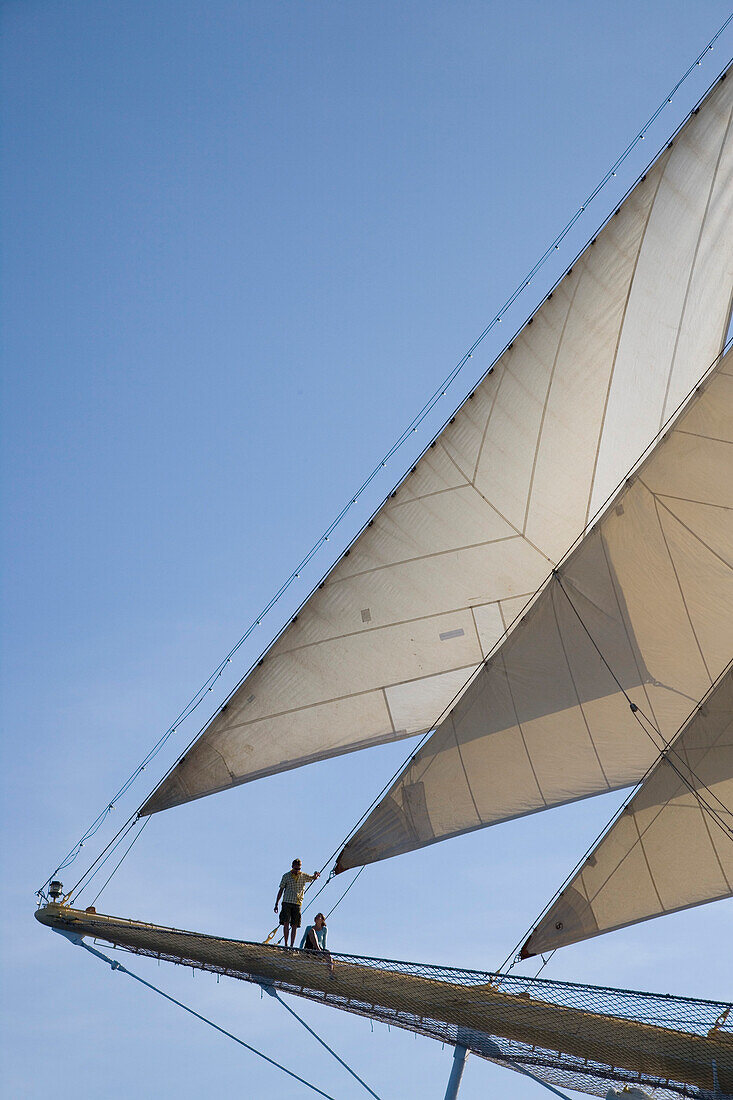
[{"left": 36, "top": 905, "right": 733, "bottom": 1099}]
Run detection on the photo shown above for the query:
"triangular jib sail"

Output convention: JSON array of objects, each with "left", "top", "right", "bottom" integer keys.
[
  {"left": 521, "top": 665, "right": 733, "bottom": 958},
  {"left": 337, "top": 347, "right": 733, "bottom": 870},
  {"left": 143, "top": 71, "right": 733, "bottom": 817}
]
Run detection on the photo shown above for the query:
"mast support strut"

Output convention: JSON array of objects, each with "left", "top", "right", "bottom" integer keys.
[{"left": 443, "top": 1044, "right": 468, "bottom": 1100}]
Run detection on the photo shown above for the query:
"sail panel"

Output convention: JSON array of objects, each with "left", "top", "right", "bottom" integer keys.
[
  {"left": 589, "top": 79, "right": 733, "bottom": 515},
  {"left": 336, "top": 355, "right": 733, "bottom": 870},
  {"left": 521, "top": 668, "right": 733, "bottom": 957},
  {"left": 142, "top": 75, "right": 733, "bottom": 817}
]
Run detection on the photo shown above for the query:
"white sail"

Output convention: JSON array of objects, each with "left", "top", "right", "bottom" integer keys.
[
  {"left": 142, "top": 73, "right": 733, "bottom": 816},
  {"left": 336, "top": 350, "right": 733, "bottom": 871},
  {"left": 521, "top": 666, "right": 733, "bottom": 958}
]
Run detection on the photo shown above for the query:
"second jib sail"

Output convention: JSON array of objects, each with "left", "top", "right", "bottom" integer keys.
[{"left": 336, "top": 347, "right": 733, "bottom": 871}]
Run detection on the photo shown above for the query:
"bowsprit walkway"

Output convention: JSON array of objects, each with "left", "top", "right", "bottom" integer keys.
[{"left": 36, "top": 904, "right": 733, "bottom": 1099}]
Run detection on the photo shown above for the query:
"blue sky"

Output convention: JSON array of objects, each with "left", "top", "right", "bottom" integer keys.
[{"left": 2, "top": 3, "right": 732, "bottom": 1098}]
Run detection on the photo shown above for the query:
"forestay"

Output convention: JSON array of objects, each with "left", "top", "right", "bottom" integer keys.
[
  {"left": 336, "top": 350, "right": 733, "bottom": 870},
  {"left": 521, "top": 666, "right": 733, "bottom": 958},
  {"left": 142, "top": 73, "right": 733, "bottom": 817}
]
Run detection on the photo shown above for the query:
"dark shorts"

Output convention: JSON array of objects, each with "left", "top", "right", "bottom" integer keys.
[{"left": 279, "top": 902, "right": 301, "bottom": 928}]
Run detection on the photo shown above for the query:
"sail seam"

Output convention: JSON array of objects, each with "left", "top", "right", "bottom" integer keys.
[
  {"left": 575, "top": 815, "right": 657, "bottom": 917},
  {"left": 549, "top": 584, "right": 612, "bottom": 789},
  {"left": 723, "top": 278, "right": 733, "bottom": 362},
  {"left": 439, "top": 437, "right": 482, "bottom": 495},
  {"left": 451, "top": 716, "right": 483, "bottom": 828},
  {"left": 468, "top": 606, "right": 487, "bottom": 657},
  {"left": 582, "top": 152, "right": 668, "bottom": 528},
  {"left": 498, "top": 650, "right": 549, "bottom": 810},
  {"left": 325, "top": 532, "right": 521, "bottom": 584},
  {"left": 655, "top": 489, "right": 733, "bottom": 510},
  {"left": 381, "top": 688, "right": 398, "bottom": 737},
  {"left": 447, "top": 439, "right": 560, "bottom": 557},
  {"left": 674, "top": 428, "right": 733, "bottom": 444},
  {"left": 634, "top": 810, "right": 667, "bottom": 915},
  {"left": 435, "top": 421, "right": 559, "bottom": 563},
  {"left": 579, "top": 726, "right": 732, "bottom": 918},
  {"left": 274, "top": 609, "right": 491, "bottom": 652},
  {"left": 659, "top": 100, "right": 733, "bottom": 427},
  {"left": 595, "top": 528, "right": 665, "bottom": 736},
  {"left": 557, "top": 571, "right": 665, "bottom": 753},
  {"left": 521, "top": 273, "right": 582, "bottom": 535},
  {"left": 388, "top": 482, "right": 472, "bottom": 507},
  {"left": 647, "top": 486, "right": 718, "bottom": 683},
  {"left": 652, "top": 494, "right": 733, "bottom": 562},
  {"left": 272, "top": 607, "right": 493, "bottom": 656},
  {"left": 467, "top": 479, "right": 556, "bottom": 563},
  {"left": 469, "top": 361, "right": 506, "bottom": 484},
  {"left": 220, "top": 664, "right": 482, "bottom": 732},
  {"left": 679, "top": 734, "right": 733, "bottom": 893}
]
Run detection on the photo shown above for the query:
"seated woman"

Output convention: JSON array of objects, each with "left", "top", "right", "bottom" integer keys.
[{"left": 299, "top": 912, "right": 334, "bottom": 972}]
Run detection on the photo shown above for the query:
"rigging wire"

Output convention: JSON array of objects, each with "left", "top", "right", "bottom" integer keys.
[
  {"left": 63, "top": 814, "right": 143, "bottom": 905},
  {"left": 493, "top": 1055, "right": 573, "bottom": 1100},
  {"left": 531, "top": 952, "right": 556, "bottom": 981},
  {"left": 36, "top": 31, "right": 733, "bottom": 904},
  {"left": 77, "top": 817, "right": 142, "bottom": 900},
  {"left": 261, "top": 983, "right": 383, "bottom": 1100},
  {"left": 325, "top": 866, "right": 365, "bottom": 919},
  {"left": 62, "top": 935, "right": 339, "bottom": 1100},
  {"left": 90, "top": 819, "right": 151, "bottom": 907}
]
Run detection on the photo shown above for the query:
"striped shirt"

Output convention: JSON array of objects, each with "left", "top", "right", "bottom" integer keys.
[{"left": 279, "top": 870, "right": 317, "bottom": 906}]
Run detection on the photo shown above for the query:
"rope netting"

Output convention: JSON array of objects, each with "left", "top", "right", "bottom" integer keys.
[{"left": 37, "top": 906, "right": 733, "bottom": 1099}]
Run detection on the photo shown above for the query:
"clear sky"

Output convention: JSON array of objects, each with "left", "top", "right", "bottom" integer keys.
[{"left": 2, "top": 3, "right": 732, "bottom": 1098}]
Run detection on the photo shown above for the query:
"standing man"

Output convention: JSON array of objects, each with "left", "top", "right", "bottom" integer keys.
[{"left": 274, "top": 858, "right": 320, "bottom": 948}]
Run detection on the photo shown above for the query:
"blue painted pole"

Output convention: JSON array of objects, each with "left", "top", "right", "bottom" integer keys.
[{"left": 444, "top": 1044, "right": 468, "bottom": 1100}]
